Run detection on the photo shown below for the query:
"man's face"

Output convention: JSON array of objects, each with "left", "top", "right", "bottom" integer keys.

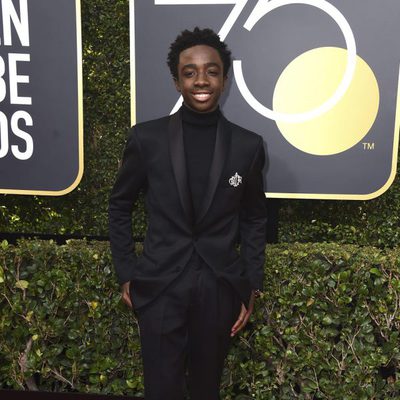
[{"left": 174, "top": 44, "right": 227, "bottom": 113}]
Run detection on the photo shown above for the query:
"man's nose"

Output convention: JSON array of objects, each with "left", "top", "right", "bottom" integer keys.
[{"left": 194, "top": 71, "right": 209, "bottom": 86}]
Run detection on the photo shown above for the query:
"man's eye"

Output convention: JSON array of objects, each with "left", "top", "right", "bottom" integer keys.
[
  {"left": 184, "top": 71, "right": 194, "bottom": 77},
  {"left": 208, "top": 70, "right": 219, "bottom": 76}
]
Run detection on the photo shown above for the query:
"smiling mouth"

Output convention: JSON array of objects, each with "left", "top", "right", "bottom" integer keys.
[{"left": 192, "top": 92, "right": 212, "bottom": 101}]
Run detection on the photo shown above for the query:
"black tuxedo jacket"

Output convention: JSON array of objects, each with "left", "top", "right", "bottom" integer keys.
[{"left": 109, "top": 109, "right": 267, "bottom": 309}]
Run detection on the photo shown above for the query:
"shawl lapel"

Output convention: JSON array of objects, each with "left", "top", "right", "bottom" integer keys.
[
  {"left": 196, "top": 115, "right": 231, "bottom": 225},
  {"left": 168, "top": 110, "right": 194, "bottom": 225}
]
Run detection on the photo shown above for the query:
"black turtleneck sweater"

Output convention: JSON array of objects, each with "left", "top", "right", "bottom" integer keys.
[{"left": 181, "top": 104, "right": 220, "bottom": 219}]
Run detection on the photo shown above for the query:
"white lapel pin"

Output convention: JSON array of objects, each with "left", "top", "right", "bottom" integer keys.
[{"left": 229, "top": 172, "right": 242, "bottom": 187}]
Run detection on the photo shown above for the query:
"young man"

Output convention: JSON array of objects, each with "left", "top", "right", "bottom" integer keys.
[{"left": 109, "top": 27, "right": 267, "bottom": 400}]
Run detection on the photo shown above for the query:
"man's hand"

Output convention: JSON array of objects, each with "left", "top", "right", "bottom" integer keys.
[
  {"left": 121, "top": 281, "right": 133, "bottom": 309},
  {"left": 231, "top": 290, "right": 256, "bottom": 337}
]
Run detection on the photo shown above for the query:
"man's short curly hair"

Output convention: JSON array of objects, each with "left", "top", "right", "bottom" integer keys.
[{"left": 167, "top": 27, "right": 232, "bottom": 80}]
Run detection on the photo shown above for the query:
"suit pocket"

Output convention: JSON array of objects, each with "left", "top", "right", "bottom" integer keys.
[
  {"left": 134, "top": 255, "right": 158, "bottom": 275},
  {"left": 223, "top": 257, "right": 245, "bottom": 275}
]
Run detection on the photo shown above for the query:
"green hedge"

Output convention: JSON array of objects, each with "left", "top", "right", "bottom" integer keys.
[
  {"left": 1, "top": 240, "right": 399, "bottom": 399},
  {"left": 279, "top": 180, "right": 400, "bottom": 247},
  {"left": 0, "top": 240, "right": 142, "bottom": 394}
]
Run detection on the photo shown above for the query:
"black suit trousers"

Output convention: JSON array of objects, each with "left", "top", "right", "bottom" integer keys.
[{"left": 134, "top": 254, "right": 242, "bottom": 400}]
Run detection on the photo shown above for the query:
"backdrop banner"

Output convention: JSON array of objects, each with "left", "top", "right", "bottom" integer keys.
[
  {"left": 0, "top": 0, "right": 83, "bottom": 195},
  {"left": 130, "top": 0, "right": 400, "bottom": 200}
]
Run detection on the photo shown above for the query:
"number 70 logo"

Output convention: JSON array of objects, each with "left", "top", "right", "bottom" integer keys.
[{"left": 130, "top": 0, "right": 400, "bottom": 199}]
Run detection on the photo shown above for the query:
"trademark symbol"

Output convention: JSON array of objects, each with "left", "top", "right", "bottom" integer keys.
[{"left": 363, "top": 142, "right": 375, "bottom": 150}]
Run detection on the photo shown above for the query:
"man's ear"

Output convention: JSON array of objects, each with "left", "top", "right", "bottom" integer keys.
[{"left": 174, "top": 78, "right": 181, "bottom": 92}]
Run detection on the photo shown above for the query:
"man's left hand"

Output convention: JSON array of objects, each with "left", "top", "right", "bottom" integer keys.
[{"left": 230, "top": 290, "right": 255, "bottom": 337}]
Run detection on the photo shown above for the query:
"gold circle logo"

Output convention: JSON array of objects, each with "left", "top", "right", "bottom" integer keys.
[{"left": 272, "top": 47, "right": 380, "bottom": 155}]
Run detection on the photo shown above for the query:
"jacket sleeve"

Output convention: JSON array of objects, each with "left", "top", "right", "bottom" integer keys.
[
  {"left": 108, "top": 127, "right": 147, "bottom": 285},
  {"left": 240, "top": 136, "right": 267, "bottom": 291}
]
